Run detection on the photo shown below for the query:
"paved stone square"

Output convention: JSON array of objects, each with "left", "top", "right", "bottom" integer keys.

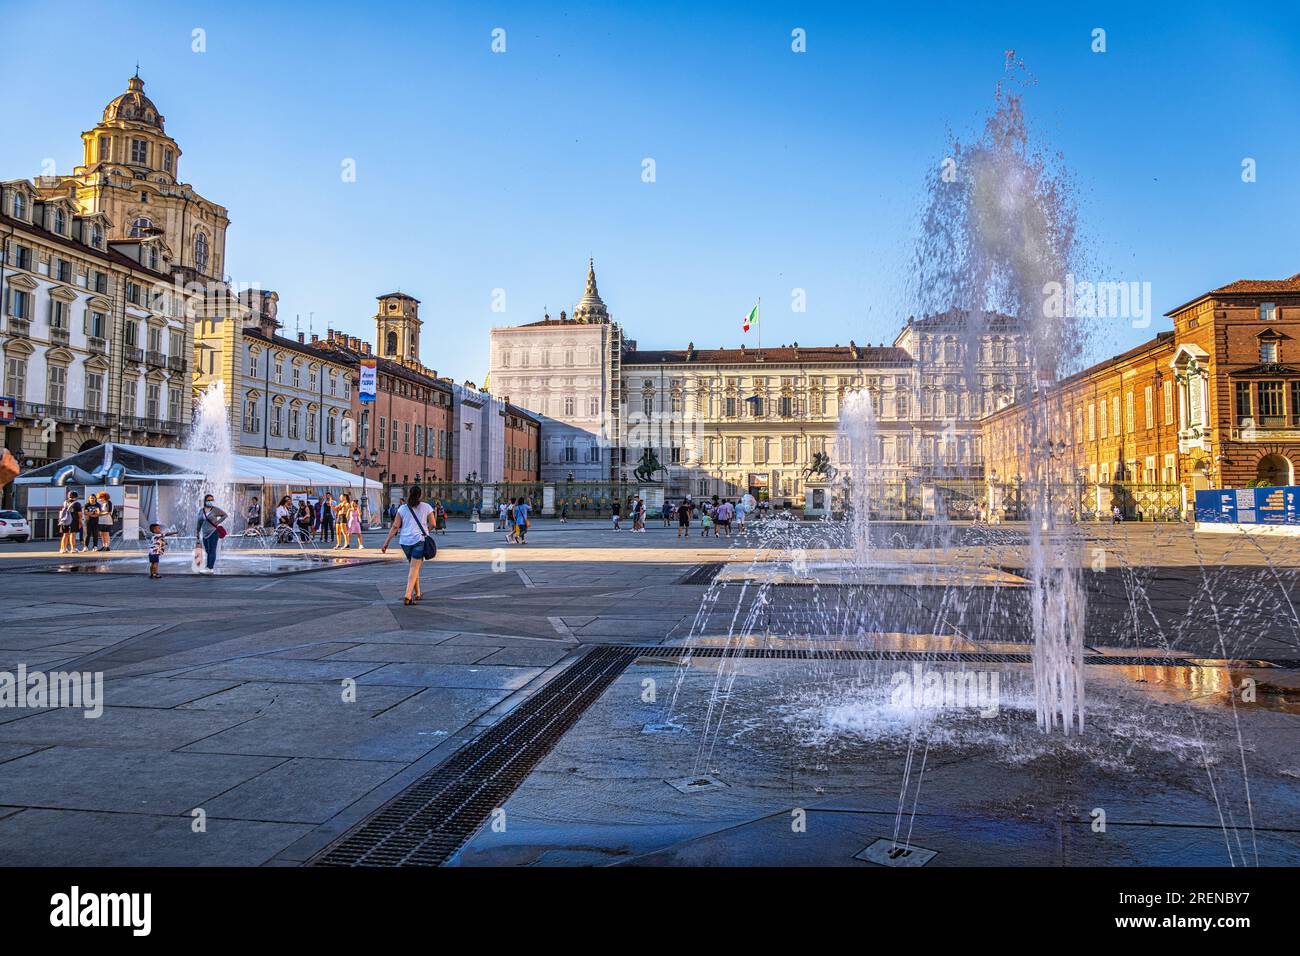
[{"left": 0, "top": 518, "right": 1296, "bottom": 866}]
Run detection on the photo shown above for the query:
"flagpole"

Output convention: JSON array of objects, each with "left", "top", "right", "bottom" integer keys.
[{"left": 757, "top": 296, "right": 762, "bottom": 352}]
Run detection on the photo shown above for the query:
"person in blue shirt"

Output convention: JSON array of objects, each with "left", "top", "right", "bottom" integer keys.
[{"left": 514, "top": 497, "right": 530, "bottom": 544}]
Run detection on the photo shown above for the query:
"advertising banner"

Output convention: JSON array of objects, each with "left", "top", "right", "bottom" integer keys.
[{"left": 358, "top": 359, "right": 377, "bottom": 403}]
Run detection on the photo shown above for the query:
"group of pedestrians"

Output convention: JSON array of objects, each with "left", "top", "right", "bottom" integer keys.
[
  {"left": 247, "top": 493, "right": 365, "bottom": 548},
  {"left": 497, "top": 497, "right": 532, "bottom": 544},
  {"left": 56, "top": 489, "right": 115, "bottom": 553},
  {"left": 610, "top": 496, "right": 649, "bottom": 532},
  {"left": 605, "top": 495, "right": 744, "bottom": 538}
]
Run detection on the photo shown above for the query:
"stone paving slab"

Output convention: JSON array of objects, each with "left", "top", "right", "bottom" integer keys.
[
  {"left": 201, "top": 757, "right": 406, "bottom": 824},
  {"left": 180, "top": 687, "right": 511, "bottom": 761},
  {"left": 176, "top": 680, "right": 419, "bottom": 715},
  {"left": 0, "top": 745, "right": 283, "bottom": 814},
  {"left": 0, "top": 705, "right": 253, "bottom": 751},
  {"left": 324, "top": 642, "right": 496, "bottom": 664},
  {"left": 354, "top": 663, "right": 543, "bottom": 690},
  {"left": 0, "top": 808, "right": 314, "bottom": 866}
]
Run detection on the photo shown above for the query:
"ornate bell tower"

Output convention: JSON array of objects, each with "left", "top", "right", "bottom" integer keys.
[{"left": 375, "top": 292, "right": 422, "bottom": 366}]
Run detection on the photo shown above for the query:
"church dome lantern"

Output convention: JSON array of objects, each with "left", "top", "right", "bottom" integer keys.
[{"left": 103, "top": 75, "right": 166, "bottom": 132}]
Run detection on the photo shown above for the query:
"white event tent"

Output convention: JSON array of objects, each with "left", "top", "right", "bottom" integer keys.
[{"left": 15, "top": 443, "right": 380, "bottom": 540}]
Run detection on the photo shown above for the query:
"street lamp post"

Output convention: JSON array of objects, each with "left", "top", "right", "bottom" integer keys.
[{"left": 352, "top": 446, "right": 379, "bottom": 528}]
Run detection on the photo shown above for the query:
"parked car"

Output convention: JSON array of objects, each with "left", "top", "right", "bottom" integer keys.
[{"left": 0, "top": 509, "right": 31, "bottom": 543}]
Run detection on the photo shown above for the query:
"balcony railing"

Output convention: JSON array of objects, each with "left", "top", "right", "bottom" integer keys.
[
  {"left": 123, "top": 415, "right": 182, "bottom": 435},
  {"left": 1234, "top": 415, "right": 1300, "bottom": 437},
  {"left": 6, "top": 317, "right": 30, "bottom": 337},
  {"left": 146, "top": 349, "right": 166, "bottom": 368},
  {"left": 49, "top": 326, "right": 70, "bottom": 347},
  {"left": 12, "top": 403, "right": 112, "bottom": 429},
  {"left": 124, "top": 346, "right": 144, "bottom": 364},
  {"left": 167, "top": 354, "right": 186, "bottom": 372},
  {"left": 88, "top": 336, "right": 108, "bottom": 355}
]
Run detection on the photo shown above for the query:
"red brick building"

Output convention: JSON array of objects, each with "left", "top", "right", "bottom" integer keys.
[
  {"left": 503, "top": 403, "right": 540, "bottom": 483},
  {"left": 321, "top": 292, "right": 455, "bottom": 489},
  {"left": 983, "top": 270, "right": 1300, "bottom": 507},
  {"left": 1167, "top": 272, "right": 1300, "bottom": 490}
]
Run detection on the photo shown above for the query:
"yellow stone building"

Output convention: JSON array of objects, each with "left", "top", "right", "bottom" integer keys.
[{"left": 34, "top": 73, "right": 230, "bottom": 281}]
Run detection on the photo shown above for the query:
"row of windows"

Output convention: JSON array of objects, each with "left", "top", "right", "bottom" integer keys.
[
  {"left": 99, "top": 134, "right": 175, "bottom": 176},
  {"left": 498, "top": 347, "right": 599, "bottom": 368},
  {"left": 243, "top": 400, "right": 343, "bottom": 444},
  {"left": 506, "top": 445, "right": 537, "bottom": 473},
  {"left": 247, "top": 352, "right": 350, "bottom": 397},
  {"left": 362, "top": 415, "right": 453, "bottom": 460},
  {"left": 4, "top": 356, "right": 181, "bottom": 419},
  {"left": 1235, "top": 380, "right": 1300, "bottom": 426}
]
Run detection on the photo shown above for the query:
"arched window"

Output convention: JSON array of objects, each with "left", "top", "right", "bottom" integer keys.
[
  {"left": 12, "top": 193, "right": 26, "bottom": 219},
  {"left": 194, "top": 232, "right": 209, "bottom": 272},
  {"left": 129, "top": 217, "right": 153, "bottom": 238},
  {"left": 53, "top": 208, "right": 65, "bottom": 234},
  {"left": 385, "top": 330, "right": 398, "bottom": 355}
]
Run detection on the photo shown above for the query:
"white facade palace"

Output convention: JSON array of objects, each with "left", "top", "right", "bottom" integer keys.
[
  {"left": 489, "top": 259, "right": 623, "bottom": 481},
  {"left": 489, "top": 265, "right": 1032, "bottom": 503}
]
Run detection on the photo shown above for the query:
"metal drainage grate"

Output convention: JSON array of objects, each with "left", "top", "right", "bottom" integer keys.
[
  {"left": 677, "top": 562, "right": 725, "bottom": 586},
  {"left": 311, "top": 645, "right": 635, "bottom": 867},
  {"left": 623, "top": 646, "right": 1215, "bottom": 668}
]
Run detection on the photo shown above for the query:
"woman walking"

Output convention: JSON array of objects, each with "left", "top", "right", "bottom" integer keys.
[
  {"left": 194, "top": 493, "right": 228, "bottom": 573},
  {"left": 380, "top": 484, "right": 436, "bottom": 605},
  {"left": 434, "top": 499, "right": 447, "bottom": 535}
]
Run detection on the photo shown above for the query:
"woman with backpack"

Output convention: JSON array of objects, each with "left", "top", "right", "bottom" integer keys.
[{"left": 380, "top": 484, "right": 437, "bottom": 605}]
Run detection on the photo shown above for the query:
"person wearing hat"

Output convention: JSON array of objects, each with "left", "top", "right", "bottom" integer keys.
[
  {"left": 95, "top": 492, "right": 114, "bottom": 551},
  {"left": 57, "top": 490, "right": 83, "bottom": 554}
]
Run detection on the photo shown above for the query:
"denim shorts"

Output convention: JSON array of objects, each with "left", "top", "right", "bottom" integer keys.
[{"left": 401, "top": 542, "right": 422, "bottom": 561}]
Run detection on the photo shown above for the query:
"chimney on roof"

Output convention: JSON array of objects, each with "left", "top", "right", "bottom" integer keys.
[
  {"left": 311, "top": 334, "right": 319, "bottom": 345},
  {"left": 297, "top": 332, "right": 305, "bottom": 344},
  {"left": 362, "top": 341, "right": 371, "bottom": 355}
]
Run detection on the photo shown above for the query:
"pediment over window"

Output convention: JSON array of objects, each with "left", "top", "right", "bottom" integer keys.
[
  {"left": 6, "top": 273, "right": 38, "bottom": 292},
  {"left": 49, "top": 285, "right": 78, "bottom": 302},
  {"left": 84, "top": 354, "right": 112, "bottom": 373},
  {"left": 45, "top": 346, "right": 76, "bottom": 365},
  {"left": 1170, "top": 343, "right": 1210, "bottom": 371},
  {"left": 1232, "top": 363, "right": 1300, "bottom": 376}
]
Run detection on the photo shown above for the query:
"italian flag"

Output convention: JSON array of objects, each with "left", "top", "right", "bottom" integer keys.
[{"left": 742, "top": 303, "right": 758, "bottom": 333}]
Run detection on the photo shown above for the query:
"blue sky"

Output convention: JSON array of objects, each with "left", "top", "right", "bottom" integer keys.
[{"left": 3, "top": 1, "right": 1298, "bottom": 380}]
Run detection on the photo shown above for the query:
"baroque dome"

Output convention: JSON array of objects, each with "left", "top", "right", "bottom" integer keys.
[{"left": 103, "top": 75, "right": 165, "bottom": 131}]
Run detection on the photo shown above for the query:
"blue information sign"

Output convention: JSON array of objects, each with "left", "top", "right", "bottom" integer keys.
[{"left": 1195, "top": 486, "right": 1300, "bottom": 525}]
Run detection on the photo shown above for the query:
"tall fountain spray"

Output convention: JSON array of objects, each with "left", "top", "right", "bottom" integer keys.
[
  {"left": 837, "top": 389, "right": 880, "bottom": 569},
  {"left": 910, "top": 64, "right": 1089, "bottom": 733},
  {"left": 183, "top": 382, "right": 235, "bottom": 526}
]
